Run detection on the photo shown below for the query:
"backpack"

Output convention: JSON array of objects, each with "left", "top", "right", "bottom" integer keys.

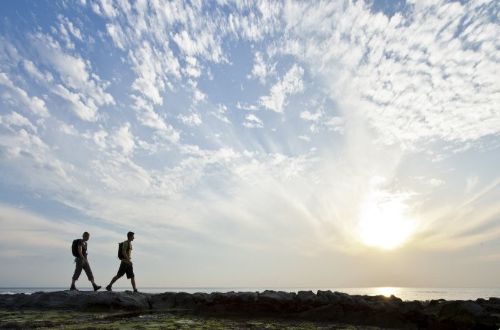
[
  {"left": 118, "top": 242, "right": 126, "bottom": 259},
  {"left": 71, "top": 239, "right": 80, "bottom": 257}
]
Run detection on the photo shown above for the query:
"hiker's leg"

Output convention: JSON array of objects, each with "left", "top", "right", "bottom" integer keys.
[
  {"left": 82, "top": 262, "right": 101, "bottom": 290},
  {"left": 105, "top": 275, "right": 120, "bottom": 291},
  {"left": 82, "top": 261, "right": 94, "bottom": 283},
  {"left": 131, "top": 277, "right": 137, "bottom": 291},
  {"left": 107, "top": 262, "right": 126, "bottom": 290},
  {"left": 72, "top": 259, "right": 83, "bottom": 281},
  {"left": 71, "top": 259, "right": 83, "bottom": 290},
  {"left": 109, "top": 275, "right": 120, "bottom": 286}
]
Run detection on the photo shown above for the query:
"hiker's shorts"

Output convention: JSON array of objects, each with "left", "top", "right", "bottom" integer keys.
[
  {"left": 116, "top": 261, "right": 134, "bottom": 279},
  {"left": 72, "top": 257, "right": 94, "bottom": 282}
]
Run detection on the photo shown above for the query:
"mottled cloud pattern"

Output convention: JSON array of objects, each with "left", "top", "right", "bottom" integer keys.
[{"left": 0, "top": 0, "right": 498, "bottom": 287}]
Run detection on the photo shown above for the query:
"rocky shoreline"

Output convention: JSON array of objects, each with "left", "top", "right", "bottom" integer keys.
[{"left": 1, "top": 290, "right": 499, "bottom": 329}]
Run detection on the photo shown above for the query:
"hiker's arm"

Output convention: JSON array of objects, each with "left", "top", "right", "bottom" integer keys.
[
  {"left": 78, "top": 245, "right": 87, "bottom": 264},
  {"left": 122, "top": 243, "right": 131, "bottom": 262}
]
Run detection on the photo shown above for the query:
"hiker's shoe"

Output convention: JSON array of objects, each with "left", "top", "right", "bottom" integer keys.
[
  {"left": 70, "top": 284, "right": 77, "bottom": 291},
  {"left": 133, "top": 289, "right": 138, "bottom": 293},
  {"left": 105, "top": 285, "right": 112, "bottom": 291},
  {"left": 93, "top": 284, "right": 102, "bottom": 292}
]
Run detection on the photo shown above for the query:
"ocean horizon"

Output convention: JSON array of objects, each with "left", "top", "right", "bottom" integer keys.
[{"left": 2, "top": 286, "right": 500, "bottom": 302}]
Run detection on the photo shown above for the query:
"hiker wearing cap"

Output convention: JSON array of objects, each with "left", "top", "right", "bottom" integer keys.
[
  {"left": 106, "top": 231, "right": 137, "bottom": 292},
  {"left": 70, "top": 232, "right": 101, "bottom": 291}
]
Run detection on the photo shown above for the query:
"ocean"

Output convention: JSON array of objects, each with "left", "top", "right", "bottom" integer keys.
[{"left": 1, "top": 287, "right": 499, "bottom": 301}]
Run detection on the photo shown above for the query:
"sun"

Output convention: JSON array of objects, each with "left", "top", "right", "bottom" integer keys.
[{"left": 357, "top": 193, "right": 416, "bottom": 250}]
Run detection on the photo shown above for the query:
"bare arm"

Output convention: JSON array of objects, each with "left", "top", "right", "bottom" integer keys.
[
  {"left": 78, "top": 244, "right": 87, "bottom": 264},
  {"left": 122, "top": 242, "right": 131, "bottom": 263}
]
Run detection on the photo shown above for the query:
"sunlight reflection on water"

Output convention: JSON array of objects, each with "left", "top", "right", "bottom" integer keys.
[{"left": 372, "top": 286, "right": 401, "bottom": 297}]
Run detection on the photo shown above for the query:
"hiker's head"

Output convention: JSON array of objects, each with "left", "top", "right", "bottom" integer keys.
[
  {"left": 82, "top": 232, "right": 90, "bottom": 241},
  {"left": 127, "top": 231, "right": 134, "bottom": 241}
]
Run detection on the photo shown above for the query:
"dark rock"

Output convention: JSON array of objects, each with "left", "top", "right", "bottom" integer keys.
[
  {"left": 299, "top": 303, "right": 345, "bottom": 320},
  {"left": 439, "top": 300, "right": 484, "bottom": 318},
  {"left": 1, "top": 290, "right": 499, "bottom": 329},
  {"left": 149, "top": 292, "right": 176, "bottom": 309},
  {"left": 487, "top": 297, "right": 500, "bottom": 304},
  {"left": 0, "top": 291, "right": 151, "bottom": 311},
  {"left": 259, "top": 290, "right": 295, "bottom": 302},
  {"left": 296, "top": 290, "right": 316, "bottom": 303}
]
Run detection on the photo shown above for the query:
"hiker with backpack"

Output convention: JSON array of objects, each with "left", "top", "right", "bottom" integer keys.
[
  {"left": 106, "top": 231, "right": 138, "bottom": 292},
  {"left": 70, "top": 232, "right": 101, "bottom": 291}
]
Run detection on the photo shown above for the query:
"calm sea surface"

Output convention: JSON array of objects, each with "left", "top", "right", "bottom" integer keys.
[{"left": 1, "top": 287, "right": 499, "bottom": 301}]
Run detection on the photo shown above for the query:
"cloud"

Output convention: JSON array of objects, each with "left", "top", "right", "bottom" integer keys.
[
  {"left": 0, "top": 127, "right": 71, "bottom": 186},
  {"left": 93, "top": 130, "right": 108, "bottom": 149},
  {"left": 56, "top": 15, "right": 83, "bottom": 49},
  {"left": 0, "top": 111, "right": 37, "bottom": 132},
  {"left": 325, "top": 116, "right": 345, "bottom": 134},
  {"left": 260, "top": 64, "right": 304, "bottom": 113},
  {"left": 278, "top": 0, "right": 500, "bottom": 148},
  {"left": 224, "top": 1, "right": 282, "bottom": 41},
  {"left": 243, "top": 114, "right": 264, "bottom": 128},
  {"left": 236, "top": 102, "right": 259, "bottom": 111},
  {"left": 298, "top": 135, "right": 310, "bottom": 142},
  {"left": 132, "top": 95, "right": 180, "bottom": 143},
  {"left": 106, "top": 23, "right": 126, "bottom": 50},
  {"left": 23, "top": 60, "right": 54, "bottom": 83},
  {"left": 178, "top": 113, "right": 202, "bottom": 126},
  {"left": 30, "top": 33, "right": 114, "bottom": 121},
  {"left": 248, "top": 51, "right": 274, "bottom": 84},
  {"left": 100, "top": 0, "right": 119, "bottom": 17},
  {"left": 0, "top": 72, "right": 49, "bottom": 117},
  {"left": 300, "top": 110, "right": 322, "bottom": 121},
  {"left": 173, "top": 29, "right": 223, "bottom": 62},
  {"left": 0, "top": 37, "right": 22, "bottom": 70},
  {"left": 429, "top": 178, "right": 445, "bottom": 187},
  {"left": 52, "top": 84, "right": 98, "bottom": 121},
  {"left": 96, "top": 0, "right": 283, "bottom": 117},
  {"left": 111, "top": 123, "right": 135, "bottom": 156},
  {"left": 58, "top": 121, "right": 79, "bottom": 136},
  {"left": 193, "top": 88, "right": 206, "bottom": 104},
  {"left": 211, "top": 104, "right": 231, "bottom": 124},
  {"left": 184, "top": 56, "right": 201, "bottom": 78},
  {"left": 0, "top": 203, "right": 120, "bottom": 258},
  {"left": 128, "top": 40, "right": 180, "bottom": 106},
  {"left": 0, "top": 1, "right": 499, "bottom": 287},
  {"left": 0, "top": 204, "right": 79, "bottom": 256}
]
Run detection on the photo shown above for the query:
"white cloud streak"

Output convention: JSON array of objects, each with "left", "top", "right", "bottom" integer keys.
[
  {"left": 178, "top": 113, "right": 202, "bottom": 126},
  {"left": 0, "top": 72, "right": 49, "bottom": 117},
  {"left": 30, "top": 33, "right": 114, "bottom": 121},
  {"left": 260, "top": 64, "right": 304, "bottom": 113},
  {"left": 243, "top": 114, "right": 264, "bottom": 128}
]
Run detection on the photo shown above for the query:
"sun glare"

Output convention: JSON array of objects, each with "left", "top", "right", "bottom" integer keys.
[
  {"left": 373, "top": 287, "right": 401, "bottom": 297},
  {"left": 358, "top": 193, "right": 416, "bottom": 250}
]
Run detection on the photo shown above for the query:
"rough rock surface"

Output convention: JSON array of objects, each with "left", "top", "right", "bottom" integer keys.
[{"left": 1, "top": 290, "right": 499, "bottom": 329}]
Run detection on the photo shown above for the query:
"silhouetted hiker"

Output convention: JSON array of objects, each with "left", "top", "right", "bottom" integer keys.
[
  {"left": 70, "top": 232, "right": 101, "bottom": 291},
  {"left": 106, "top": 231, "right": 138, "bottom": 292}
]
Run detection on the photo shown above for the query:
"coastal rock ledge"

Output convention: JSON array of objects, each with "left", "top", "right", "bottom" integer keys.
[{"left": 1, "top": 290, "right": 499, "bottom": 329}]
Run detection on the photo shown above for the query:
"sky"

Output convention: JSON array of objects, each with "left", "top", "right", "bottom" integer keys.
[{"left": 0, "top": 0, "right": 499, "bottom": 288}]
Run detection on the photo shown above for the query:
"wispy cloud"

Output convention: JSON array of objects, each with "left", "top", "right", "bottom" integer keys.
[
  {"left": 248, "top": 51, "right": 274, "bottom": 84},
  {"left": 178, "top": 113, "right": 202, "bottom": 127},
  {"left": 0, "top": 73, "right": 49, "bottom": 118},
  {"left": 260, "top": 64, "right": 304, "bottom": 113},
  {"left": 243, "top": 114, "right": 264, "bottom": 128},
  {"left": 30, "top": 33, "right": 114, "bottom": 121},
  {"left": 279, "top": 1, "right": 500, "bottom": 148}
]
